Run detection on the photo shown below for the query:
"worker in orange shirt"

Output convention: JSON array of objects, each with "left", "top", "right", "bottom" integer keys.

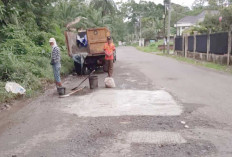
[{"left": 104, "top": 36, "right": 115, "bottom": 77}]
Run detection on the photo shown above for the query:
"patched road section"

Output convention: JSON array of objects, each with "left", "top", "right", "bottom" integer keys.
[
  {"left": 62, "top": 89, "right": 183, "bottom": 117},
  {"left": 127, "top": 131, "right": 186, "bottom": 144}
]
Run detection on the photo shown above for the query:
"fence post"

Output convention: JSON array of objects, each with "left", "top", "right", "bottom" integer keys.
[
  {"left": 207, "top": 29, "right": 211, "bottom": 61},
  {"left": 227, "top": 26, "right": 232, "bottom": 65},
  {"left": 184, "top": 34, "right": 188, "bottom": 58},
  {"left": 193, "top": 31, "right": 197, "bottom": 59},
  {"left": 182, "top": 34, "right": 184, "bottom": 56},
  {"left": 173, "top": 35, "right": 176, "bottom": 54}
]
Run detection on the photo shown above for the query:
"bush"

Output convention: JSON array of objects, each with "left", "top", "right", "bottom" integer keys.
[
  {"left": 0, "top": 24, "right": 73, "bottom": 103},
  {"left": 136, "top": 40, "right": 163, "bottom": 53},
  {"left": 142, "top": 28, "right": 157, "bottom": 39},
  {"left": 0, "top": 24, "right": 27, "bottom": 40},
  {"left": 0, "top": 39, "right": 33, "bottom": 55},
  {"left": 30, "top": 31, "right": 49, "bottom": 46}
]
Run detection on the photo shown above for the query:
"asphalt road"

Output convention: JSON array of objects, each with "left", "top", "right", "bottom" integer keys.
[{"left": 0, "top": 46, "right": 232, "bottom": 157}]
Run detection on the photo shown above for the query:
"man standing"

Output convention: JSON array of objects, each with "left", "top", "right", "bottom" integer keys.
[
  {"left": 49, "top": 38, "right": 62, "bottom": 87},
  {"left": 104, "top": 36, "right": 115, "bottom": 77}
]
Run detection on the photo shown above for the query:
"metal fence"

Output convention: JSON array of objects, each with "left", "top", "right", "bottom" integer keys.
[
  {"left": 196, "top": 34, "right": 207, "bottom": 53},
  {"left": 210, "top": 32, "right": 228, "bottom": 54},
  {"left": 188, "top": 36, "right": 194, "bottom": 52},
  {"left": 175, "top": 36, "right": 183, "bottom": 51},
  {"left": 175, "top": 32, "right": 230, "bottom": 55}
]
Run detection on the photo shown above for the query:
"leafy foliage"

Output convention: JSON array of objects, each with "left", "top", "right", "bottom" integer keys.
[
  {"left": 118, "top": 0, "right": 164, "bottom": 42},
  {"left": 90, "top": 0, "right": 116, "bottom": 16},
  {"left": 0, "top": 0, "right": 73, "bottom": 102}
]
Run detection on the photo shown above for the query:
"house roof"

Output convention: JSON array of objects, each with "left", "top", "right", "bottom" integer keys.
[
  {"left": 176, "top": 10, "right": 219, "bottom": 26},
  {"left": 177, "top": 16, "right": 197, "bottom": 25}
]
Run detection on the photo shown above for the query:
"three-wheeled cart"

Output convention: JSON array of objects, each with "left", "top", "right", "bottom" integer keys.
[{"left": 65, "top": 27, "right": 116, "bottom": 74}]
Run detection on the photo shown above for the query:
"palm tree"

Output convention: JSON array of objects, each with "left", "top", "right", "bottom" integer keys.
[
  {"left": 76, "top": 7, "right": 113, "bottom": 29},
  {"left": 89, "top": 0, "right": 116, "bottom": 16}
]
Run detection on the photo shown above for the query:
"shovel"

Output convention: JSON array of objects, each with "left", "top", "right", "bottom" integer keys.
[
  {"left": 71, "top": 70, "right": 95, "bottom": 91},
  {"left": 59, "top": 86, "right": 85, "bottom": 98}
]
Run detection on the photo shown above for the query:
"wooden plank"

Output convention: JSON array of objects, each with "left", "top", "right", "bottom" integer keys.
[
  {"left": 88, "top": 40, "right": 107, "bottom": 44},
  {"left": 87, "top": 27, "right": 106, "bottom": 31},
  {"left": 184, "top": 34, "right": 188, "bottom": 58},
  {"left": 227, "top": 26, "right": 232, "bottom": 65},
  {"left": 182, "top": 34, "right": 184, "bottom": 55},
  {"left": 173, "top": 35, "right": 176, "bottom": 53},
  {"left": 207, "top": 29, "right": 211, "bottom": 61},
  {"left": 193, "top": 31, "right": 197, "bottom": 59}
]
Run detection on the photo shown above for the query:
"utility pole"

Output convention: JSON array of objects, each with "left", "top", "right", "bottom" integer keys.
[
  {"left": 167, "top": 0, "right": 171, "bottom": 54},
  {"left": 140, "top": 14, "right": 142, "bottom": 39},
  {"left": 163, "top": 10, "right": 166, "bottom": 53},
  {"left": 163, "top": 0, "right": 169, "bottom": 53},
  {"left": 134, "top": 23, "right": 137, "bottom": 40}
]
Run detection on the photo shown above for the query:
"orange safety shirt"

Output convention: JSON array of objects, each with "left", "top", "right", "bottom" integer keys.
[{"left": 104, "top": 43, "right": 115, "bottom": 60}]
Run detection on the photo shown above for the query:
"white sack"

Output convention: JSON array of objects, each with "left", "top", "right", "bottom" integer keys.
[
  {"left": 5, "top": 82, "right": 26, "bottom": 94},
  {"left": 104, "top": 77, "right": 116, "bottom": 88}
]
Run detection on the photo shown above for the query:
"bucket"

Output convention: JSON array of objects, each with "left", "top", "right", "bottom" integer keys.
[
  {"left": 57, "top": 87, "right": 66, "bottom": 95},
  {"left": 89, "top": 76, "right": 98, "bottom": 89}
]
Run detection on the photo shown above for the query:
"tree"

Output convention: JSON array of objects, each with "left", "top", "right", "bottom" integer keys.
[
  {"left": 119, "top": 0, "right": 164, "bottom": 40},
  {"left": 89, "top": 0, "right": 116, "bottom": 16},
  {"left": 55, "top": 0, "right": 84, "bottom": 26},
  {"left": 192, "top": 0, "right": 207, "bottom": 9},
  {"left": 75, "top": 7, "right": 112, "bottom": 29}
]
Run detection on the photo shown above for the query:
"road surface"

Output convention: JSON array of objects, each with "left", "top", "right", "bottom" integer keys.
[{"left": 0, "top": 46, "right": 232, "bottom": 157}]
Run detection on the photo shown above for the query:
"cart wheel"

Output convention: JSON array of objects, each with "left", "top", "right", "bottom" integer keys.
[{"left": 82, "top": 66, "right": 89, "bottom": 75}]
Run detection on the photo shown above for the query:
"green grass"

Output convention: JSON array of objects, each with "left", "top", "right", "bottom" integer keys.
[
  {"left": 158, "top": 53, "right": 232, "bottom": 73},
  {"left": 135, "top": 40, "right": 163, "bottom": 53},
  {"left": 134, "top": 40, "right": 174, "bottom": 53}
]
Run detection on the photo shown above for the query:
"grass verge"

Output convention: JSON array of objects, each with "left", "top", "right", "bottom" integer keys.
[
  {"left": 158, "top": 53, "right": 232, "bottom": 73},
  {"left": 132, "top": 42, "right": 231, "bottom": 73},
  {"left": 0, "top": 56, "right": 73, "bottom": 103},
  {"left": 135, "top": 40, "right": 163, "bottom": 53}
]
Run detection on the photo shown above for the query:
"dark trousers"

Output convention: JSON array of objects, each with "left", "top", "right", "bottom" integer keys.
[{"left": 105, "top": 60, "right": 113, "bottom": 77}]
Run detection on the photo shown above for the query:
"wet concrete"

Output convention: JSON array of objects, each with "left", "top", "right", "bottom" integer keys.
[{"left": 63, "top": 89, "right": 183, "bottom": 117}]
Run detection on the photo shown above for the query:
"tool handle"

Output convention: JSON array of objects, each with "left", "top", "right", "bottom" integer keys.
[
  {"left": 60, "top": 86, "right": 85, "bottom": 98},
  {"left": 71, "top": 70, "right": 95, "bottom": 90}
]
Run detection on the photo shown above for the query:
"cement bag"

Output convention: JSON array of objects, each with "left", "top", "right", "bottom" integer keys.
[
  {"left": 104, "top": 77, "right": 116, "bottom": 88},
  {"left": 5, "top": 82, "right": 26, "bottom": 94}
]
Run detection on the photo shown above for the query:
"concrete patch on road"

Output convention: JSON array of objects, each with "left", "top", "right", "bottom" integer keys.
[
  {"left": 100, "top": 131, "right": 186, "bottom": 157},
  {"left": 127, "top": 131, "right": 186, "bottom": 144},
  {"left": 118, "top": 72, "right": 131, "bottom": 76},
  {"left": 63, "top": 89, "right": 182, "bottom": 117},
  {"left": 125, "top": 78, "right": 137, "bottom": 83}
]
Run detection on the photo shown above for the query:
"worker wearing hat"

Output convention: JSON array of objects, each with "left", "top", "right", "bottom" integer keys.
[
  {"left": 104, "top": 36, "right": 115, "bottom": 77},
  {"left": 49, "top": 38, "right": 62, "bottom": 88}
]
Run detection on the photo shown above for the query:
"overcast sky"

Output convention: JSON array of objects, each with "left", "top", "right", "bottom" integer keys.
[{"left": 115, "top": 0, "right": 195, "bottom": 8}]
